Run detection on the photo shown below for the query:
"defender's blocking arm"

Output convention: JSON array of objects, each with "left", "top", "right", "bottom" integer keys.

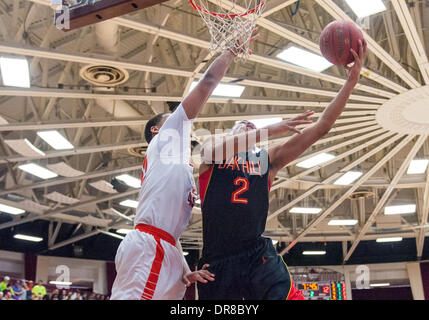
[{"left": 181, "top": 31, "right": 259, "bottom": 120}]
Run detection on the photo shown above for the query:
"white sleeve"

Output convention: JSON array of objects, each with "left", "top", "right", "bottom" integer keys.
[
  {"left": 155, "top": 104, "right": 194, "bottom": 159},
  {"left": 159, "top": 104, "right": 193, "bottom": 134}
]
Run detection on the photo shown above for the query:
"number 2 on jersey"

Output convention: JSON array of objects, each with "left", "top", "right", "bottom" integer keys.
[{"left": 231, "top": 177, "right": 249, "bottom": 204}]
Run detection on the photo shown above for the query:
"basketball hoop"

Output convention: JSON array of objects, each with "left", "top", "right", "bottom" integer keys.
[{"left": 189, "top": 0, "right": 265, "bottom": 60}]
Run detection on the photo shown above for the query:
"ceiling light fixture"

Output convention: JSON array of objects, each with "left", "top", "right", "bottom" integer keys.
[
  {"left": 407, "top": 159, "right": 429, "bottom": 175},
  {"left": 345, "top": 0, "right": 387, "bottom": 18},
  {"left": 116, "top": 229, "right": 132, "bottom": 235},
  {"left": 376, "top": 237, "right": 403, "bottom": 243},
  {"left": 115, "top": 174, "right": 141, "bottom": 189},
  {"left": 334, "top": 171, "right": 363, "bottom": 185},
  {"left": 0, "top": 203, "right": 25, "bottom": 215},
  {"left": 37, "top": 130, "right": 74, "bottom": 150},
  {"left": 14, "top": 234, "right": 43, "bottom": 242},
  {"left": 369, "top": 283, "right": 390, "bottom": 287},
  {"left": 0, "top": 57, "right": 30, "bottom": 87},
  {"left": 302, "top": 251, "right": 326, "bottom": 255},
  {"left": 290, "top": 207, "right": 322, "bottom": 214},
  {"left": 328, "top": 219, "right": 358, "bottom": 226},
  {"left": 241, "top": 117, "right": 283, "bottom": 129},
  {"left": 119, "top": 199, "right": 139, "bottom": 208},
  {"left": 384, "top": 205, "right": 416, "bottom": 215},
  {"left": 18, "top": 163, "right": 58, "bottom": 180},
  {"left": 277, "top": 46, "right": 333, "bottom": 72},
  {"left": 296, "top": 153, "right": 336, "bottom": 169},
  {"left": 190, "top": 81, "right": 245, "bottom": 97}
]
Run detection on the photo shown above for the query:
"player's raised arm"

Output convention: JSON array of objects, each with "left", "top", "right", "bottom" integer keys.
[
  {"left": 268, "top": 40, "right": 367, "bottom": 181},
  {"left": 181, "top": 29, "right": 259, "bottom": 120},
  {"left": 200, "top": 114, "right": 314, "bottom": 164}
]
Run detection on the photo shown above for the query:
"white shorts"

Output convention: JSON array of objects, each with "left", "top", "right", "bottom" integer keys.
[{"left": 110, "top": 225, "right": 186, "bottom": 300}]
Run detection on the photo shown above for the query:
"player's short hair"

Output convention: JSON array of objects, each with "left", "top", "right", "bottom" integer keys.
[
  {"left": 231, "top": 120, "right": 256, "bottom": 134},
  {"left": 144, "top": 113, "right": 167, "bottom": 143}
]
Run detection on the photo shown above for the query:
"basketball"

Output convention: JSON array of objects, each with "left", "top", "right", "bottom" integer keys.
[{"left": 319, "top": 20, "right": 366, "bottom": 66}]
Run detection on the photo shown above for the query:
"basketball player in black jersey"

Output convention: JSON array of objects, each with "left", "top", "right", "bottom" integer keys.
[{"left": 197, "top": 40, "right": 366, "bottom": 300}]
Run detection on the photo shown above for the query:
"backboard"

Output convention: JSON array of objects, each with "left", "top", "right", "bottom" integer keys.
[{"left": 54, "top": 0, "right": 168, "bottom": 31}]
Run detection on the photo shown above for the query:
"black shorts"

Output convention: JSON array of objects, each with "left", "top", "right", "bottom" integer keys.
[{"left": 197, "top": 237, "right": 293, "bottom": 300}]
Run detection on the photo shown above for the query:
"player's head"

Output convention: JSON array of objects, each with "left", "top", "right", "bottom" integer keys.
[
  {"left": 230, "top": 120, "right": 257, "bottom": 135},
  {"left": 144, "top": 113, "right": 170, "bottom": 143}
]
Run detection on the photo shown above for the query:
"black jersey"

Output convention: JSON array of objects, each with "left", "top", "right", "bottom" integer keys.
[{"left": 199, "top": 149, "right": 271, "bottom": 261}]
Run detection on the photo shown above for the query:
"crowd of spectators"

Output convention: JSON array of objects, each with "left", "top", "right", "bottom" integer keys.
[{"left": 0, "top": 276, "right": 109, "bottom": 300}]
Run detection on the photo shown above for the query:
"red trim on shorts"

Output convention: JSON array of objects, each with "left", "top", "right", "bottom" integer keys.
[
  {"left": 135, "top": 224, "right": 176, "bottom": 247},
  {"left": 140, "top": 236, "right": 165, "bottom": 300},
  {"left": 135, "top": 224, "right": 176, "bottom": 300}
]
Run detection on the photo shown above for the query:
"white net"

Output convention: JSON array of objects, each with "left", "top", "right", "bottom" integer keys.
[{"left": 190, "top": 0, "right": 266, "bottom": 60}]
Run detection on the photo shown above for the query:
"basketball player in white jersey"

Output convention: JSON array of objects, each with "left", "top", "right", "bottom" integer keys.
[{"left": 110, "top": 31, "right": 259, "bottom": 300}]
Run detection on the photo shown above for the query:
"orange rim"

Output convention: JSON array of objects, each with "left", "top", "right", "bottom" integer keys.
[{"left": 189, "top": 0, "right": 264, "bottom": 19}]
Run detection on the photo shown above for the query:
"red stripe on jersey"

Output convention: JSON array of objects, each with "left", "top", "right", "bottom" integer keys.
[
  {"left": 198, "top": 165, "right": 214, "bottom": 206},
  {"left": 141, "top": 156, "right": 148, "bottom": 184}
]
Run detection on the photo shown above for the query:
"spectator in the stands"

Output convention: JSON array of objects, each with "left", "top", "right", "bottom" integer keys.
[
  {"left": 12, "top": 280, "right": 23, "bottom": 300},
  {"left": 88, "top": 292, "right": 96, "bottom": 300},
  {"left": 3, "top": 291, "right": 13, "bottom": 300},
  {"left": 66, "top": 291, "right": 73, "bottom": 300},
  {"left": 71, "top": 289, "right": 81, "bottom": 300},
  {"left": 25, "top": 280, "right": 34, "bottom": 299},
  {"left": 59, "top": 289, "right": 68, "bottom": 300},
  {"left": 0, "top": 276, "right": 10, "bottom": 292},
  {"left": 3, "top": 283, "right": 14, "bottom": 297},
  {"left": 81, "top": 292, "right": 88, "bottom": 300},
  {"left": 49, "top": 289, "right": 59, "bottom": 300},
  {"left": 21, "top": 280, "right": 29, "bottom": 300},
  {"left": 32, "top": 280, "right": 47, "bottom": 298}
]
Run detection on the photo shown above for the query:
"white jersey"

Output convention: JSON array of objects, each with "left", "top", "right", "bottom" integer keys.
[{"left": 135, "top": 104, "right": 197, "bottom": 240}]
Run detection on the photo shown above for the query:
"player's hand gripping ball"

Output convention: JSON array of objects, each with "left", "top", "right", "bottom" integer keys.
[{"left": 319, "top": 20, "right": 367, "bottom": 67}]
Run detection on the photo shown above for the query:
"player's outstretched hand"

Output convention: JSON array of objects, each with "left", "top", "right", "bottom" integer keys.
[
  {"left": 267, "top": 110, "right": 314, "bottom": 136},
  {"left": 182, "top": 264, "right": 215, "bottom": 287},
  {"left": 233, "top": 27, "right": 259, "bottom": 56},
  {"left": 345, "top": 39, "right": 367, "bottom": 84}
]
